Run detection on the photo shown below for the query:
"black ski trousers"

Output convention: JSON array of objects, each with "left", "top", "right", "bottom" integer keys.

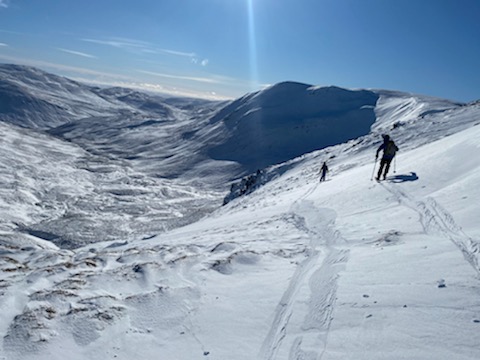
[{"left": 377, "top": 158, "right": 393, "bottom": 179}]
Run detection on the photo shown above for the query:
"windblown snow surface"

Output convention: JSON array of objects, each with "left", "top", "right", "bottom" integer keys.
[{"left": 1, "top": 65, "right": 480, "bottom": 360}]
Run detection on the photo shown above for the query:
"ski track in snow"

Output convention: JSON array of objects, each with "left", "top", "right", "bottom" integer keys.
[
  {"left": 259, "top": 184, "right": 349, "bottom": 360},
  {"left": 381, "top": 183, "right": 480, "bottom": 276}
]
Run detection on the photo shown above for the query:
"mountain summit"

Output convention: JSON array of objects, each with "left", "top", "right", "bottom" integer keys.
[{"left": 209, "top": 82, "right": 379, "bottom": 171}]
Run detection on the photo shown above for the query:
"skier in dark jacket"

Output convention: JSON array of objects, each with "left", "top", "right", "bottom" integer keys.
[
  {"left": 375, "top": 134, "right": 398, "bottom": 180},
  {"left": 320, "top": 161, "right": 329, "bottom": 182}
]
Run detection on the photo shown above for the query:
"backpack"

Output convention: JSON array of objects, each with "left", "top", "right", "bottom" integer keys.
[{"left": 384, "top": 141, "right": 397, "bottom": 158}]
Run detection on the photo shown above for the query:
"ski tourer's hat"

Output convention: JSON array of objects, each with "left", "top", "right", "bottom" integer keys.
[{"left": 382, "top": 134, "right": 390, "bottom": 140}]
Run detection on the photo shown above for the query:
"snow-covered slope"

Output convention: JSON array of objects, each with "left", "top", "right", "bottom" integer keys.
[
  {"left": 1, "top": 65, "right": 479, "bottom": 359},
  {"left": 0, "top": 65, "right": 230, "bottom": 248},
  {"left": 2, "top": 106, "right": 479, "bottom": 360},
  {"left": 0, "top": 120, "right": 223, "bottom": 249},
  {"left": 0, "top": 64, "right": 131, "bottom": 128},
  {"left": 208, "top": 83, "right": 379, "bottom": 172}
]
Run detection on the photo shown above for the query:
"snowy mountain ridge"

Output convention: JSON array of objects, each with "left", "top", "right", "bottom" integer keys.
[
  {"left": 1, "top": 64, "right": 480, "bottom": 359},
  {"left": 0, "top": 64, "right": 222, "bottom": 129},
  {"left": 1, "top": 65, "right": 475, "bottom": 250}
]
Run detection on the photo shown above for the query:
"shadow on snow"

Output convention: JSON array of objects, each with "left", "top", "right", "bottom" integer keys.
[{"left": 389, "top": 172, "right": 419, "bottom": 183}]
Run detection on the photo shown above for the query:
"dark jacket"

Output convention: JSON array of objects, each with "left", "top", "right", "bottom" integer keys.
[{"left": 376, "top": 140, "right": 398, "bottom": 160}]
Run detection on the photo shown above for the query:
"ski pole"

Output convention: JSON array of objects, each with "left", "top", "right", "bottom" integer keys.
[
  {"left": 394, "top": 156, "right": 397, "bottom": 174},
  {"left": 371, "top": 158, "right": 377, "bottom": 180}
]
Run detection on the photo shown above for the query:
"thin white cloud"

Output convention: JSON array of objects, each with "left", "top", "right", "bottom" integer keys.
[
  {"left": 159, "top": 48, "right": 196, "bottom": 58},
  {"left": 82, "top": 37, "right": 179, "bottom": 57},
  {"left": 137, "top": 69, "right": 221, "bottom": 84},
  {"left": 82, "top": 36, "right": 206, "bottom": 64},
  {"left": 0, "top": 42, "right": 8, "bottom": 47},
  {"left": 82, "top": 37, "right": 149, "bottom": 51},
  {"left": 191, "top": 57, "right": 209, "bottom": 67},
  {"left": 0, "top": 0, "right": 9, "bottom": 9},
  {"left": 57, "top": 48, "right": 97, "bottom": 59}
]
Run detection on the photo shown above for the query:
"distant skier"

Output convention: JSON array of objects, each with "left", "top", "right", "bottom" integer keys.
[
  {"left": 375, "top": 134, "right": 398, "bottom": 180},
  {"left": 320, "top": 161, "right": 329, "bottom": 182}
]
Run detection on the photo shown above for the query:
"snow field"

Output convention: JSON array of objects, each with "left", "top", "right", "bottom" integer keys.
[{"left": 1, "top": 67, "right": 480, "bottom": 359}]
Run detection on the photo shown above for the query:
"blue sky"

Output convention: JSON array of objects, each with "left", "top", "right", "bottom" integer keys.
[{"left": 0, "top": 0, "right": 478, "bottom": 101}]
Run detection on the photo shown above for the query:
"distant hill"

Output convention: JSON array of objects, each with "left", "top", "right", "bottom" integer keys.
[
  {"left": 0, "top": 64, "right": 210, "bottom": 129},
  {"left": 208, "top": 82, "right": 380, "bottom": 172}
]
